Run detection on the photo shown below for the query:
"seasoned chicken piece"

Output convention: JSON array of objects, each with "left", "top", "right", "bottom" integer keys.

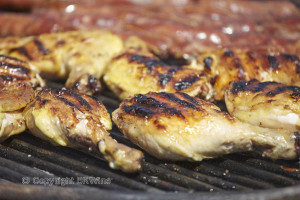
[
  {"left": 225, "top": 80, "right": 300, "bottom": 132},
  {"left": 0, "top": 55, "right": 44, "bottom": 141},
  {"left": 0, "top": 30, "right": 124, "bottom": 95},
  {"left": 23, "top": 89, "right": 143, "bottom": 173},
  {"left": 195, "top": 50, "right": 300, "bottom": 100},
  {"left": 113, "top": 92, "right": 298, "bottom": 161},
  {"left": 104, "top": 49, "right": 213, "bottom": 101}
]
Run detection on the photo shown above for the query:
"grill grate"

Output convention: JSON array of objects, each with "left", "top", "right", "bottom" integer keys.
[{"left": 0, "top": 90, "right": 300, "bottom": 199}]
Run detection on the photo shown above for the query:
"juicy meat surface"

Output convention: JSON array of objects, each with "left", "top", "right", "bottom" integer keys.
[
  {"left": 225, "top": 80, "right": 300, "bottom": 132},
  {"left": 194, "top": 50, "right": 300, "bottom": 100},
  {"left": 0, "top": 55, "right": 43, "bottom": 141},
  {"left": 23, "top": 89, "right": 143, "bottom": 173},
  {"left": 104, "top": 49, "right": 213, "bottom": 100},
  {"left": 0, "top": 30, "right": 124, "bottom": 95},
  {"left": 113, "top": 92, "right": 298, "bottom": 161}
]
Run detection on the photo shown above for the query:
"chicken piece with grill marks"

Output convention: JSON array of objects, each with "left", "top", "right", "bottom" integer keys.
[
  {"left": 0, "top": 55, "right": 44, "bottom": 141},
  {"left": 104, "top": 48, "right": 214, "bottom": 101},
  {"left": 225, "top": 79, "right": 300, "bottom": 132},
  {"left": 23, "top": 89, "right": 143, "bottom": 173},
  {"left": 113, "top": 92, "right": 298, "bottom": 161},
  {"left": 194, "top": 50, "right": 300, "bottom": 100},
  {"left": 0, "top": 30, "right": 124, "bottom": 95}
]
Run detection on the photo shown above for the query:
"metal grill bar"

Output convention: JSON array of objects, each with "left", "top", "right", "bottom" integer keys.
[
  {"left": 191, "top": 162, "right": 275, "bottom": 189},
  {"left": 157, "top": 163, "right": 250, "bottom": 191},
  {"left": 244, "top": 158, "right": 300, "bottom": 180},
  {"left": 219, "top": 159, "right": 299, "bottom": 187},
  {"left": 142, "top": 162, "right": 222, "bottom": 192},
  {"left": 0, "top": 144, "right": 125, "bottom": 190},
  {"left": 3, "top": 137, "right": 161, "bottom": 192}
]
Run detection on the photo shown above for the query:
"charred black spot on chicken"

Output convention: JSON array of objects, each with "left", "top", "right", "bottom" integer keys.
[
  {"left": 174, "top": 75, "right": 200, "bottom": 91},
  {"left": 282, "top": 54, "right": 299, "bottom": 62},
  {"left": 203, "top": 57, "right": 213, "bottom": 70},
  {"left": 223, "top": 50, "right": 234, "bottom": 57},
  {"left": 33, "top": 39, "right": 50, "bottom": 55},
  {"left": 158, "top": 73, "right": 172, "bottom": 86},
  {"left": 267, "top": 55, "right": 279, "bottom": 69}
]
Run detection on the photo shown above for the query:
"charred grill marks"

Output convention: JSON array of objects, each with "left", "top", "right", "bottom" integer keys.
[
  {"left": 159, "top": 92, "right": 200, "bottom": 110},
  {"left": 223, "top": 50, "right": 234, "bottom": 57},
  {"left": 40, "top": 99, "right": 49, "bottom": 106},
  {"left": 231, "top": 80, "right": 300, "bottom": 97},
  {"left": 174, "top": 75, "right": 200, "bottom": 91},
  {"left": 203, "top": 57, "right": 212, "bottom": 70},
  {"left": 158, "top": 73, "right": 172, "bottom": 86},
  {"left": 267, "top": 55, "right": 279, "bottom": 69},
  {"left": 144, "top": 59, "right": 167, "bottom": 71},
  {"left": 0, "top": 61, "right": 30, "bottom": 75},
  {"left": 122, "top": 105, "right": 154, "bottom": 118},
  {"left": 17, "top": 47, "right": 32, "bottom": 60},
  {"left": 282, "top": 54, "right": 299, "bottom": 62},
  {"left": 58, "top": 97, "right": 82, "bottom": 112},
  {"left": 68, "top": 92, "right": 92, "bottom": 110},
  {"left": 126, "top": 53, "right": 167, "bottom": 71},
  {"left": 231, "top": 81, "right": 248, "bottom": 95},
  {"left": 179, "top": 92, "right": 200, "bottom": 106},
  {"left": 0, "top": 75, "right": 25, "bottom": 81},
  {"left": 0, "top": 55, "right": 26, "bottom": 63},
  {"left": 266, "top": 86, "right": 300, "bottom": 97},
  {"left": 231, "top": 80, "right": 271, "bottom": 95},
  {"left": 122, "top": 94, "right": 185, "bottom": 119},
  {"left": 233, "top": 58, "right": 241, "bottom": 68},
  {"left": 33, "top": 39, "right": 50, "bottom": 55},
  {"left": 158, "top": 67, "right": 183, "bottom": 86}
]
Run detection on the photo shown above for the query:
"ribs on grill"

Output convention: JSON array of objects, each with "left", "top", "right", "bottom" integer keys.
[{"left": 0, "top": 0, "right": 299, "bottom": 57}]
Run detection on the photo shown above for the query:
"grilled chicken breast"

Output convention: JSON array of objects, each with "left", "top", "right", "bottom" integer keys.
[
  {"left": 225, "top": 80, "right": 300, "bottom": 132},
  {"left": 195, "top": 50, "right": 300, "bottom": 100},
  {"left": 23, "top": 89, "right": 143, "bottom": 173},
  {"left": 104, "top": 49, "right": 213, "bottom": 100},
  {"left": 0, "top": 55, "right": 43, "bottom": 141},
  {"left": 113, "top": 92, "right": 298, "bottom": 161},
  {"left": 0, "top": 30, "right": 124, "bottom": 95}
]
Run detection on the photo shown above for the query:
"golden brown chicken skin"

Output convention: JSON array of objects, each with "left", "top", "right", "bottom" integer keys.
[
  {"left": 0, "top": 55, "right": 43, "bottom": 141},
  {"left": 195, "top": 50, "right": 300, "bottom": 100},
  {"left": 113, "top": 92, "right": 298, "bottom": 161},
  {"left": 225, "top": 80, "right": 300, "bottom": 132},
  {"left": 0, "top": 30, "right": 124, "bottom": 95},
  {"left": 23, "top": 88, "right": 143, "bottom": 173},
  {"left": 104, "top": 49, "right": 214, "bottom": 101}
]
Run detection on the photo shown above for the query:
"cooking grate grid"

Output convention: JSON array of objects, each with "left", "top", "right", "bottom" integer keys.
[{"left": 0, "top": 90, "right": 299, "bottom": 199}]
